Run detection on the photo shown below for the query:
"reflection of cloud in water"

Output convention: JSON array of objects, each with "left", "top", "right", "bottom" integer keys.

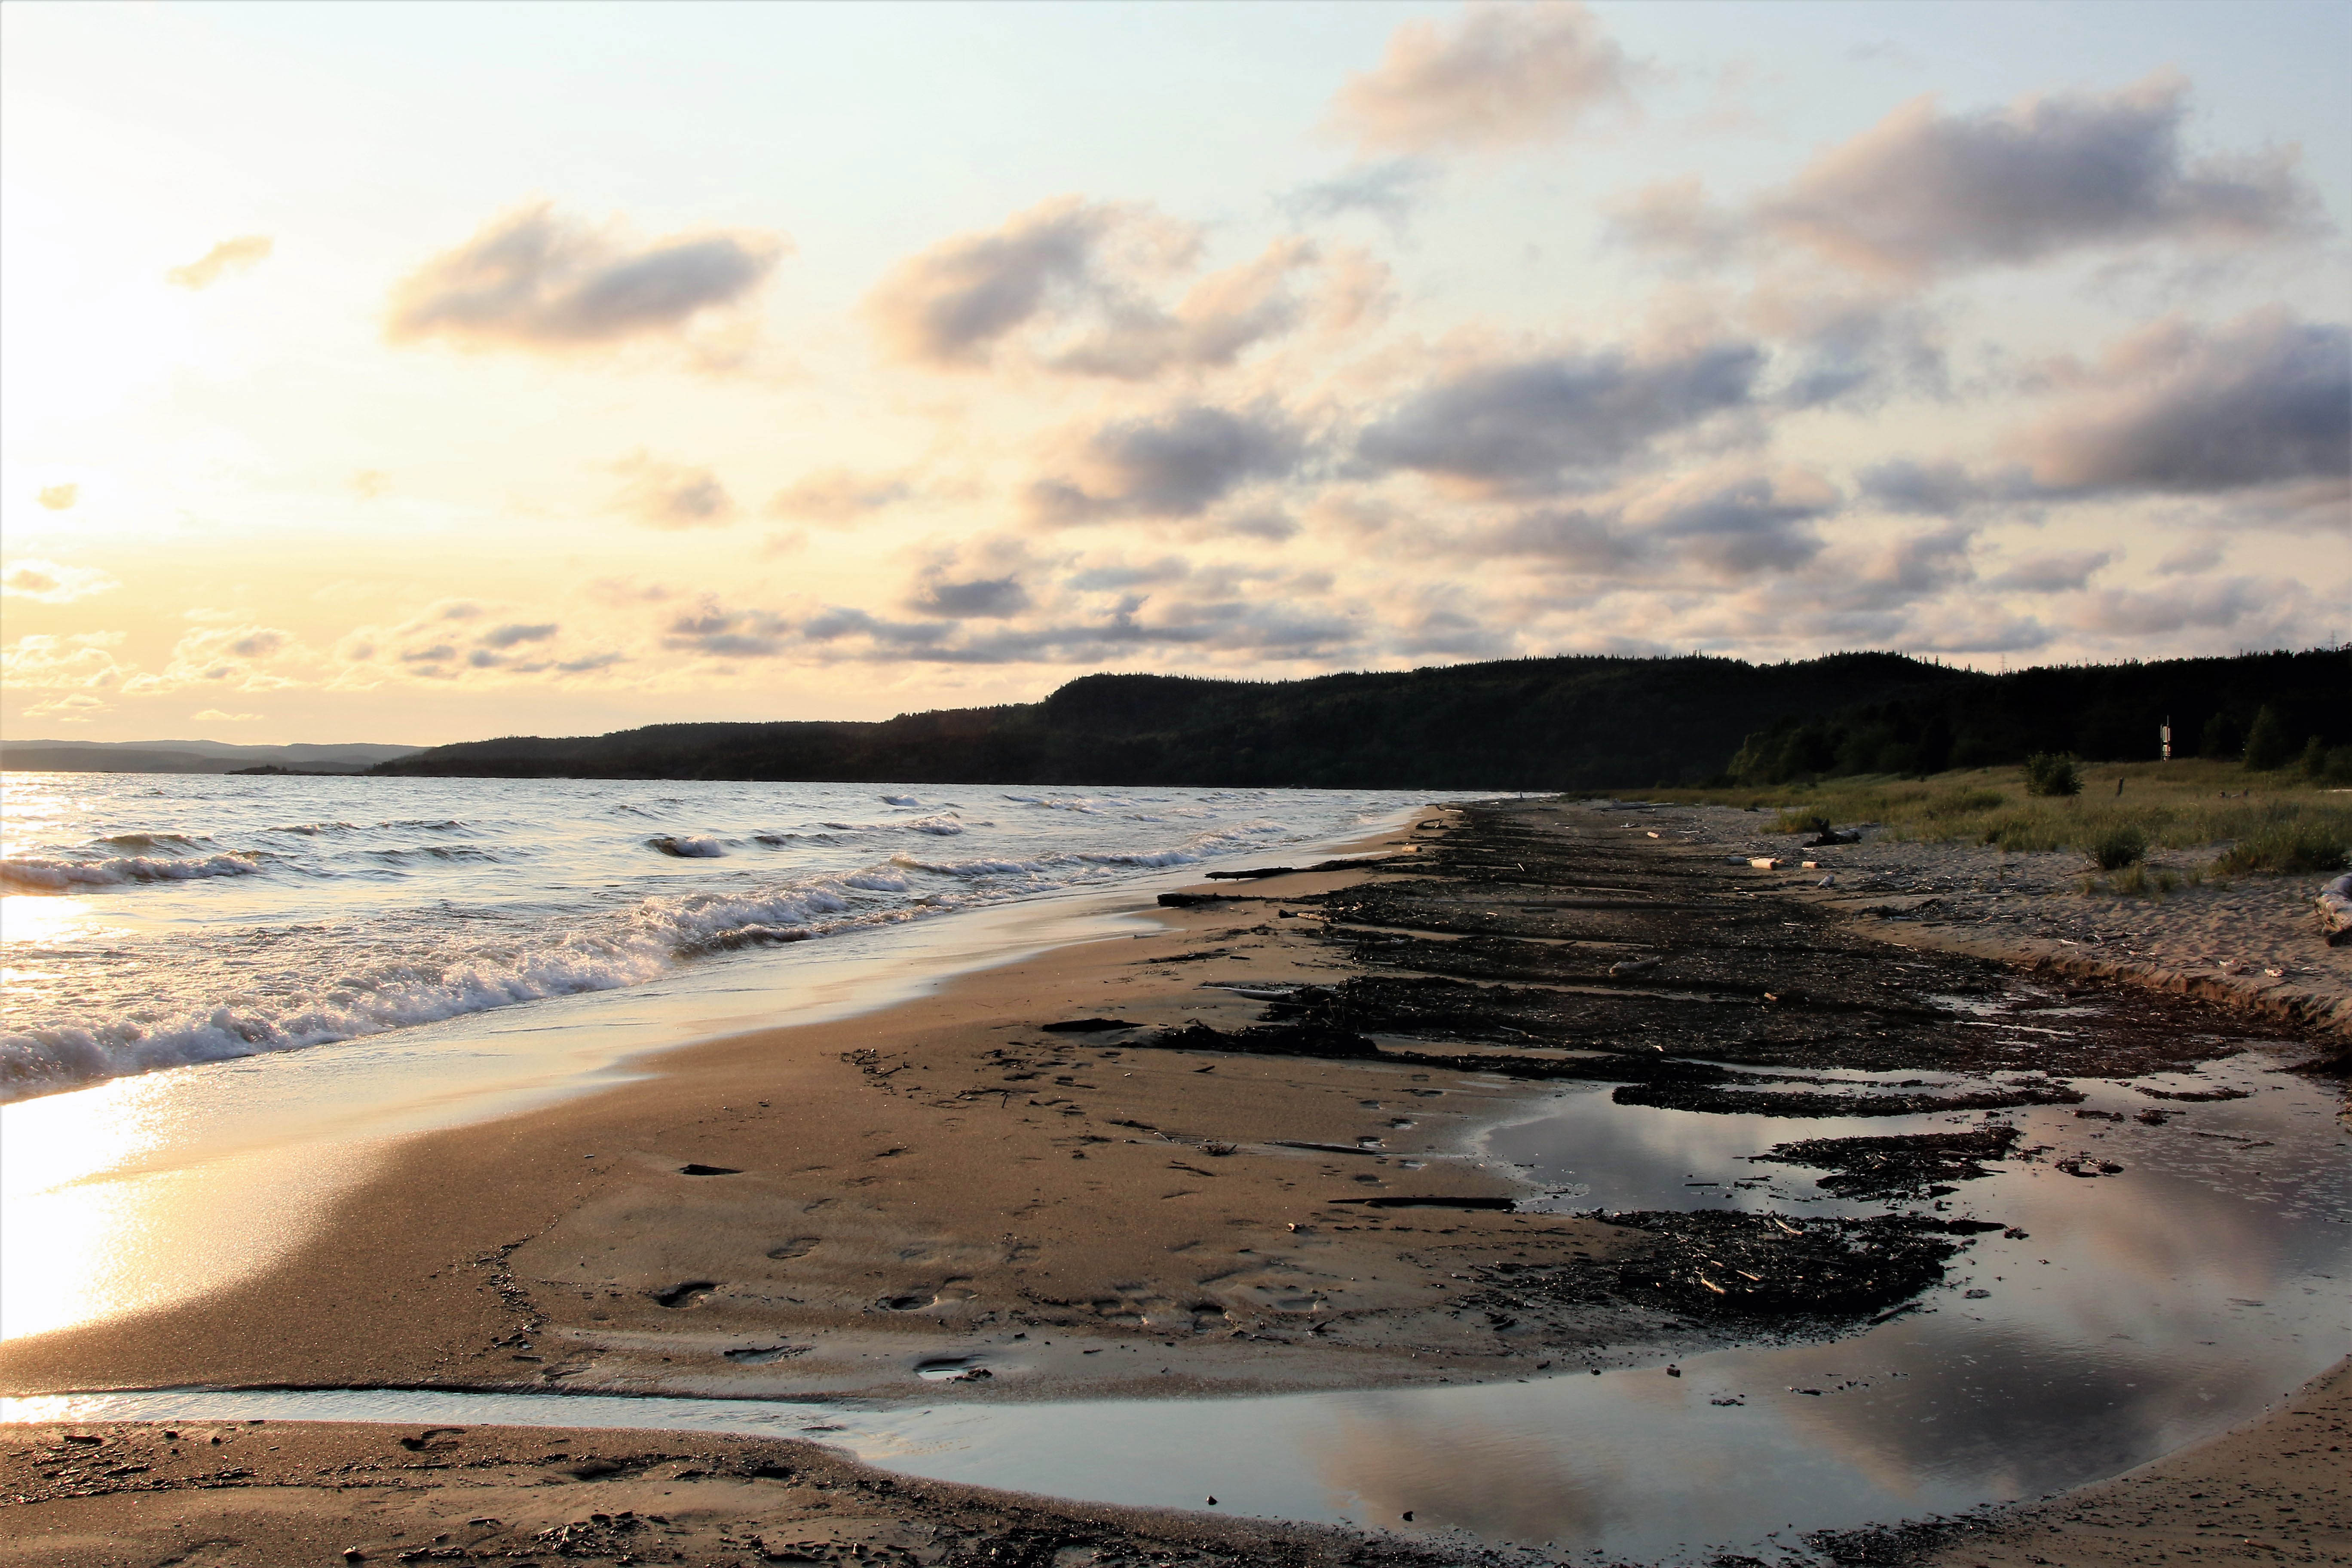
[
  {"left": 1751, "top": 1323, "right": 2249, "bottom": 1505},
  {"left": 1463, "top": 1056, "right": 2348, "bottom": 1543},
  {"left": 1307, "top": 1389, "right": 1614, "bottom": 1542}
]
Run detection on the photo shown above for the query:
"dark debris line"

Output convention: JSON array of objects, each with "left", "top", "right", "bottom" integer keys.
[{"left": 1106, "top": 798, "right": 2315, "bottom": 1338}]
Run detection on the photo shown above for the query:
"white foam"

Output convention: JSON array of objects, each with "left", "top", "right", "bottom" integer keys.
[
  {"left": 646, "top": 835, "right": 727, "bottom": 858},
  {"left": 0, "top": 852, "right": 261, "bottom": 893}
]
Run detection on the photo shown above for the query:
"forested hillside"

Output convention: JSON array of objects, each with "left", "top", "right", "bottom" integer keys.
[{"left": 373, "top": 648, "right": 2349, "bottom": 789}]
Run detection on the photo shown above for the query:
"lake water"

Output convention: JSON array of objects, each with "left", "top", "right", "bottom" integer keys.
[{"left": 0, "top": 772, "right": 1431, "bottom": 1101}]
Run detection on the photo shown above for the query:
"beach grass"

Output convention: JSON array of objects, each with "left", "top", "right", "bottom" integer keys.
[{"left": 1645, "top": 758, "right": 2352, "bottom": 875}]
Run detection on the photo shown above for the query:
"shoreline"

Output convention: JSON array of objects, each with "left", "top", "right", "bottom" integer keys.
[
  {"left": 3, "top": 796, "right": 2343, "bottom": 1563},
  {"left": 0, "top": 798, "right": 1446, "bottom": 1349}
]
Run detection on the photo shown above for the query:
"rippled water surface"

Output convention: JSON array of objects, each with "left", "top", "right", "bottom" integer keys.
[{"left": 1, "top": 774, "right": 1431, "bottom": 1099}]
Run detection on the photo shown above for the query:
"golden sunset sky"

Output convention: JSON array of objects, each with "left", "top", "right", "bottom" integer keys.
[{"left": 3, "top": 1, "right": 2346, "bottom": 744}]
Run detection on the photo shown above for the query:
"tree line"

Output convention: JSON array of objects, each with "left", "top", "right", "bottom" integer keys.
[{"left": 373, "top": 647, "right": 2351, "bottom": 790}]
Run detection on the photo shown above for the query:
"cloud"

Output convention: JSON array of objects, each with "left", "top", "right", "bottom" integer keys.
[
  {"left": 166, "top": 235, "right": 273, "bottom": 290},
  {"left": 2156, "top": 537, "right": 2223, "bottom": 576},
  {"left": 863, "top": 197, "right": 1132, "bottom": 369},
  {"left": 1629, "top": 469, "right": 1839, "bottom": 579},
  {"left": 1605, "top": 175, "right": 1749, "bottom": 266},
  {"left": 1219, "top": 508, "right": 1302, "bottom": 543},
  {"left": 1627, "top": 75, "right": 2316, "bottom": 282},
  {"left": 660, "top": 595, "right": 793, "bottom": 659},
  {"left": 2077, "top": 575, "right": 2300, "bottom": 638},
  {"left": 1987, "top": 550, "right": 2113, "bottom": 592},
  {"left": 1028, "top": 404, "right": 1303, "bottom": 523},
  {"left": 387, "top": 203, "right": 784, "bottom": 351},
  {"left": 1328, "top": 2, "right": 1634, "bottom": 154},
  {"left": 191, "top": 709, "right": 261, "bottom": 723},
  {"left": 766, "top": 468, "right": 914, "bottom": 524},
  {"left": 36, "top": 484, "right": 77, "bottom": 511},
  {"left": 2022, "top": 310, "right": 2350, "bottom": 496},
  {"left": 1479, "top": 469, "right": 1839, "bottom": 582},
  {"left": 480, "top": 622, "right": 559, "bottom": 648},
  {"left": 1752, "top": 293, "right": 1947, "bottom": 409},
  {"left": 1355, "top": 342, "right": 1762, "bottom": 494},
  {"left": 1279, "top": 159, "right": 1434, "bottom": 233},
  {"left": 1770, "top": 75, "right": 2312, "bottom": 279},
  {"left": 904, "top": 535, "right": 1038, "bottom": 619},
  {"left": 118, "top": 622, "right": 303, "bottom": 695},
  {"left": 2, "top": 560, "right": 119, "bottom": 603},
  {"left": 1050, "top": 238, "right": 1321, "bottom": 380},
  {"left": 609, "top": 452, "right": 737, "bottom": 529},
  {"left": 1856, "top": 458, "right": 2030, "bottom": 516},
  {"left": 21, "top": 693, "right": 109, "bottom": 723},
  {"left": 907, "top": 574, "right": 1029, "bottom": 619},
  {"left": 864, "top": 199, "right": 1319, "bottom": 378},
  {"left": 352, "top": 470, "right": 390, "bottom": 500},
  {"left": 0, "top": 631, "right": 127, "bottom": 690}
]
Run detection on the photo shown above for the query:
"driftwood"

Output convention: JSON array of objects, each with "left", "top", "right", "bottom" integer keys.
[{"left": 2319, "top": 872, "right": 2352, "bottom": 947}]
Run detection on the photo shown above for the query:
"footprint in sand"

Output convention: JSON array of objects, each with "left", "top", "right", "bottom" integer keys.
[
  {"left": 766, "top": 1237, "right": 821, "bottom": 1260},
  {"left": 652, "top": 1281, "right": 719, "bottom": 1309}
]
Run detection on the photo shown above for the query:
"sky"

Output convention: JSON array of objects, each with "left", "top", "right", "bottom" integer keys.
[{"left": 2, "top": 1, "right": 2346, "bottom": 746}]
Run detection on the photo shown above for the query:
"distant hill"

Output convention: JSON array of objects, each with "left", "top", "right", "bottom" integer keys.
[
  {"left": 1, "top": 739, "right": 422, "bottom": 775},
  {"left": 372, "top": 648, "right": 2350, "bottom": 790}
]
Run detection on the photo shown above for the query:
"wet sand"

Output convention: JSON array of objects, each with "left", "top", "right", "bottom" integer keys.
[
  {"left": 0, "top": 1417, "right": 1455, "bottom": 1568},
  {"left": 1909, "top": 1357, "right": 2351, "bottom": 1567},
  {"left": 3, "top": 798, "right": 2343, "bottom": 1563}
]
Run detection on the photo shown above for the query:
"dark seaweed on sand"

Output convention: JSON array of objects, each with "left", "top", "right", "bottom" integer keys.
[
  {"left": 1752, "top": 1126, "right": 2022, "bottom": 1200},
  {"left": 1463, "top": 1212, "right": 1975, "bottom": 1323}
]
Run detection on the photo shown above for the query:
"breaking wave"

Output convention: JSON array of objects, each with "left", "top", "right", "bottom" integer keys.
[
  {"left": 1, "top": 852, "right": 261, "bottom": 893},
  {"left": 0, "top": 774, "right": 1425, "bottom": 1101},
  {"left": 646, "top": 835, "right": 728, "bottom": 858}
]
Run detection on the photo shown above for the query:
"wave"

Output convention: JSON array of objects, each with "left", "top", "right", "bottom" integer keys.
[
  {"left": 1, "top": 852, "right": 261, "bottom": 893},
  {"left": 894, "top": 851, "right": 1063, "bottom": 879},
  {"left": 364, "top": 845, "right": 507, "bottom": 866},
  {"left": 0, "top": 865, "right": 932, "bottom": 1097},
  {"left": 818, "top": 816, "right": 972, "bottom": 837},
  {"left": 0, "top": 934, "right": 677, "bottom": 1097},
  {"left": 646, "top": 835, "right": 727, "bottom": 858},
  {"left": 94, "top": 832, "right": 212, "bottom": 852}
]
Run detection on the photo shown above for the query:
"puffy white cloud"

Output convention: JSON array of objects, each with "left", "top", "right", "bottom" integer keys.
[
  {"left": 2, "top": 560, "right": 119, "bottom": 603},
  {"left": 609, "top": 452, "right": 737, "bottom": 529},
  {"left": 864, "top": 199, "right": 1331, "bottom": 377},
  {"left": 1027, "top": 404, "right": 1303, "bottom": 524},
  {"left": 766, "top": 469, "right": 915, "bottom": 524},
  {"left": 2021, "top": 311, "right": 2349, "bottom": 496},
  {"left": 1617, "top": 74, "right": 2315, "bottom": 282},
  {"left": 387, "top": 204, "right": 784, "bottom": 352},
  {"left": 0, "top": 631, "right": 128, "bottom": 690},
  {"left": 1329, "top": 3, "right": 1634, "bottom": 154},
  {"left": 1355, "top": 341, "right": 1763, "bottom": 495},
  {"left": 166, "top": 235, "right": 273, "bottom": 290}
]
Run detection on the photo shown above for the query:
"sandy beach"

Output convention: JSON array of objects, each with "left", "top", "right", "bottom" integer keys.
[{"left": 4, "top": 797, "right": 2344, "bottom": 1564}]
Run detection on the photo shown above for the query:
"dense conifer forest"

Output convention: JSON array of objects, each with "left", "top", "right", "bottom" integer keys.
[{"left": 372, "top": 648, "right": 2351, "bottom": 790}]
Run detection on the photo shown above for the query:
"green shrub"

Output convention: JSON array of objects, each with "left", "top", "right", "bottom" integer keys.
[
  {"left": 2086, "top": 823, "right": 2149, "bottom": 870},
  {"left": 2023, "top": 753, "right": 2082, "bottom": 796},
  {"left": 2214, "top": 822, "right": 2351, "bottom": 875},
  {"left": 2243, "top": 704, "right": 2296, "bottom": 771}
]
